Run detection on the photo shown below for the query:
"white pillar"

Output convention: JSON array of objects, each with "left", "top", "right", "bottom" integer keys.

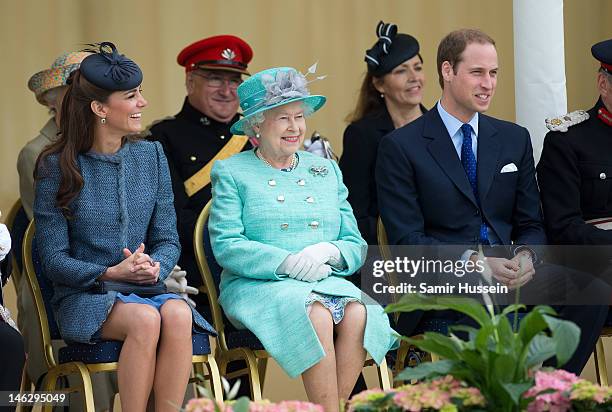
[{"left": 513, "top": 0, "right": 567, "bottom": 162}]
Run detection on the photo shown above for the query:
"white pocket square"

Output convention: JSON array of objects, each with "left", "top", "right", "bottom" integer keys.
[{"left": 500, "top": 163, "right": 518, "bottom": 173}]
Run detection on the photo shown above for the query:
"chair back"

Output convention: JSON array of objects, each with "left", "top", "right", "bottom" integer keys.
[
  {"left": 377, "top": 217, "right": 402, "bottom": 322},
  {"left": 194, "top": 201, "right": 232, "bottom": 349},
  {"left": 22, "top": 221, "right": 61, "bottom": 369},
  {"left": 4, "top": 199, "right": 30, "bottom": 285}
]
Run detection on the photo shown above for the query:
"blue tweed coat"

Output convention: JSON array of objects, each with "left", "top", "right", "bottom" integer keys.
[
  {"left": 34, "top": 140, "right": 215, "bottom": 343},
  {"left": 210, "top": 150, "right": 397, "bottom": 378}
]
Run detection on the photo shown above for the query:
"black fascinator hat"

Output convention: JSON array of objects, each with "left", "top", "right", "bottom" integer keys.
[
  {"left": 365, "top": 21, "right": 420, "bottom": 77},
  {"left": 80, "top": 42, "right": 143, "bottom": 90}
]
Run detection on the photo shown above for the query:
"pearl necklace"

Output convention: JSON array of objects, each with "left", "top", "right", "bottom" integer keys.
[{"left": 256, "top": 149, "right": 298, "bottom": 171}]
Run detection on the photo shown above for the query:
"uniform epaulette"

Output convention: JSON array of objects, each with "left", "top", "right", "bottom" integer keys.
[
  {"left": 545, "top": 110, "right": 590, "bottom": 133},
  {"left": 140, "top": 116, "right": 176, "bottom": 138}
]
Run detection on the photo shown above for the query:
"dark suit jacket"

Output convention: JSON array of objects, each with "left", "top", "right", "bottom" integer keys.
[
  {"left": 340, "top": 105, "right": 428, "bottom": 245},
  {"left": 339, "top": 109, "right": 394, "bottom": 245},
  {"left": 376, "top": 107, "right": 546, "bottom": 249}
]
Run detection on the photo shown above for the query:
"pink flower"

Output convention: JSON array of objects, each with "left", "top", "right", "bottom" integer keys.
[
  {"left": 274, "top": 401, "right": 323, "bottom": 412},
  {"left": 524, "top": 370, "right": 585, "bottom": 412},
  {"left": 392, "top": 391, "right": 423, "bottom": 411},
  {"left": 185, "top": 398, "right": 229, "bottom": 412}
]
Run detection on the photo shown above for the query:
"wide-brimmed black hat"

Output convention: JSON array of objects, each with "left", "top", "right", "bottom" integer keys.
[
  {"left": 365, "top": 21, "right": 420, "bottom": 77},
  {"left": 80, "top": 42, "right": 143, "bottom": 91}
]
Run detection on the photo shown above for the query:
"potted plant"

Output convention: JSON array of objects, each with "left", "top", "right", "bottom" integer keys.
[{"left": 384, "top": 293, "right": 581, "bottom": 411}]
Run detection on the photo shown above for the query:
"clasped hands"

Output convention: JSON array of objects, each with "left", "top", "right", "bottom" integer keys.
[
  {"left": 277, "top": 242, "right": 342, "bottom": 282},
  {"left": 478, "top": 251, "right": 535, "bottom": 290},
  {"left": 102, "top": 243, "right": 160, "bottom": 284}
]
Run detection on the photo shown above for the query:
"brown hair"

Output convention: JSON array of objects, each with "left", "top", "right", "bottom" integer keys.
[
  {"left": 35, "top": 70, "right": 113, "bottom": 217},
  {"left": 437, "top": 29, "right": 496, "bottom": 88},
  {"left": 346, "top": 72, "right": 383, "bottom": 123},
  {"left": 347, "top": 54, "right": 423, "bottom": 123}
]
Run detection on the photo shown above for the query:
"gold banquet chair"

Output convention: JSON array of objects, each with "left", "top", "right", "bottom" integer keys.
[
  {"left": 194, "top": 201, "right": 391, "bottom": 400},
  {"left": 4, "top": 198, "right": 29, "bottom": 292},
  {"left": 593, "top": 320, "right": 612, "bottom": 386},
  {"left": 23, "top": 221, "right": 223, "bottom": 412},
  {"left": 377, "top": 218, "right": 443, "bottom": 386}
]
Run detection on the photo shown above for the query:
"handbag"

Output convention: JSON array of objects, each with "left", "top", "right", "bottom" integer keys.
[
  {"left": 90, "top": 280, "right": 168, "bottom": 296},
  {"left": 304, "top": 131, "right": 338, "bottom": 161}
]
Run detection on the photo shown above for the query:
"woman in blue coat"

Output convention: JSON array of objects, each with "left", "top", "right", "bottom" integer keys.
[
  {"left": 209, "top": 66, "right": 396, "bottom": 412},
  {"left": 34, "top": 43, "right": 215, "bottom": 412}
]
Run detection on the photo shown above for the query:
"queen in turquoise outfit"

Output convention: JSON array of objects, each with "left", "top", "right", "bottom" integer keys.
[{"left": 209, "top": 66, "right": 396, "bottom": 412}]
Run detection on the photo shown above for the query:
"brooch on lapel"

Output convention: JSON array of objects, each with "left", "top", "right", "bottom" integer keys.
[{"left": 308, "top": 165, "right": 328, "bottom": 177}]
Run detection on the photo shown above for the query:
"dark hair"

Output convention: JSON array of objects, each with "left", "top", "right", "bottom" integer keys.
[
  {"left": 437, "top": 29, "right": 496, "bottom": 88},
  {"left": 347, "top": 54, "right": 423, "bottom": 123},
  {"left": 35, "top": 70, "right": 113, "bottom": 217}
]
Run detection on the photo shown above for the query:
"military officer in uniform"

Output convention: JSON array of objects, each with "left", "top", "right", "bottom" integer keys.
[
  {"left": 537, "top": 38, "right": 612, "bottom": 272},
  {"left": 148, "top": 35, "right": 254, "bottom": 301}
]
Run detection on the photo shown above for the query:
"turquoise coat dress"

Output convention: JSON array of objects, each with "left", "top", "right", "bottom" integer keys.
[{"left": 209, "top": 150, "right": 397, "bottom": 378}]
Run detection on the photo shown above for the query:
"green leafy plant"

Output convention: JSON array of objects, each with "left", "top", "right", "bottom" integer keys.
[{"left": 385, "top": 293, "right": 581, "bottom": 412}]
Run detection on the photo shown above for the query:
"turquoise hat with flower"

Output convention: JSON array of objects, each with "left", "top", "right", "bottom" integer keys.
[{"left": 230, "top": 65, "right": 327, "bottom": 135}]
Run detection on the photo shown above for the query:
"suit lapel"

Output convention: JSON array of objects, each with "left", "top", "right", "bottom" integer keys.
[
  {"left": 476, "top": 115, "right": 500, "bottom": 203},
  {"left": 424, "top": 109, "right": 478, "bottom": 207}
]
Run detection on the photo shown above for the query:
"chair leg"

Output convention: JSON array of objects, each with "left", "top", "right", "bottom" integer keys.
[
  {"left": 205, "top": 357, "right": 224, "bottom": 403},
  {"left": 257, "top": 358, "right": 268, "bottom": 394},
  {"left": 19, "top": 363, "right": 33, "bottom": 393},
  {"left": 72, "top": 363, "right": 96, "bottom": 412},
  {"left": 393, "top": 341, "right": 409, "bottom": 387},
  {"left": 241, "top": 351, "right": 263, "bottom": 401},
  {"left": 192, "top": 362, "right": 206, "bottom": 397},
  {"left": 219, "top": 351, "right": 263, "bottom": 401},
  {"left": 41, "top": 369, "right": 59, "bottom": 412},
  {"left": 594, "top": 337, "right": 609, "bottom": 386},
  {"left": 376, "top": 357, "right": 391, "bottom": 390},
  {"left": 42, "top": 363, "right": 95, "bottom": 412}
]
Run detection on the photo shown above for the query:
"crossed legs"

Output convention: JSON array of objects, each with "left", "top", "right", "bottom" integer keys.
[
  {"left": 302, "top": 302, "right": 367, "bottom": 412},
  {"left": 100, "top": 299, "right": 193, "bottom": 412}
]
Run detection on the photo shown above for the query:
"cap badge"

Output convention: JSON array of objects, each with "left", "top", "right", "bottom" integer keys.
[{"left": 221, "top": 48, "right": 236, "bottom": 60}]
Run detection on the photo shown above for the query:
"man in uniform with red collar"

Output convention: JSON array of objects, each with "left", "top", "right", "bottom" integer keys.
[
  {"left": 538, "top": 39, "right": 612, "bottom": 268},
  {"left": 149, "top": 35, "right": 253, "bottom": 303}
]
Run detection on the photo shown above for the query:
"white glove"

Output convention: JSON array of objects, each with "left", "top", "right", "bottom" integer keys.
[
  {"left": 164, "top": 265, "right": 199, "bottom": 307},
  {"left": 276, "top": 254, "right": 331, "bottom": 282},
  {"left": 0, "top": 223, "right": 11, "bottom": 262},
  {"left": 298, "top": 242, "right": 343, "bottom": 268},
  {"left": 301, "top": 263, "right": 332, "bottom": 282}
]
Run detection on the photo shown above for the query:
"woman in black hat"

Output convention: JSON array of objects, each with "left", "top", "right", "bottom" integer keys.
[
  {"left": 340, "top": 21, "right": 427, "bottom": 246},
  {"left": 34, "top": 43, "right": 215, "bottom": 412}
]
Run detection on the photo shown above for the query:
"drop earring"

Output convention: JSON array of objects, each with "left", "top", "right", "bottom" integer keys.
[
  {"left": 380, "top": 93, "right": 384, "bottom": 99},
  {"left": 100, "top": 117, "right": 106, "bottom": 124}
]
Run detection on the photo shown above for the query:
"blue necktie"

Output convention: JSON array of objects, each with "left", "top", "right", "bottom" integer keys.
[{"left": 460, "top": 124, "right": 489, "bottom": 244}]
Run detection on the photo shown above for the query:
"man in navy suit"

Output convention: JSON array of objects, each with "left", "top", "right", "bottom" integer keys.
[{"left": 376, "top": 29, "right": 607, "bottom": 374}]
